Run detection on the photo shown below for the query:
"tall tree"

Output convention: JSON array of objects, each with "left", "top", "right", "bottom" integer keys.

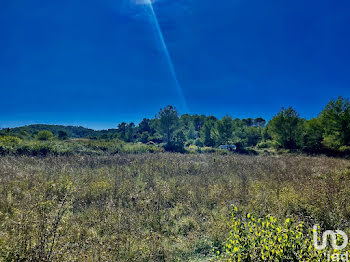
[
  {"left": 186, "top": 122, "right": 197, "bottom": 140},
  {"left": 320, "top": 96, "right": 350, "bottom": 149},
  {"left": 156, "top": 105, "right": 180, "bottom": 146},
  {"left": 243, "top": 118, "right": 253, "bottom": 127},
  {"left": 216, "top": 115, "right": 233, "bottom": 145},
  {"left": 245, "top": 126, "right": 262, "bottom": 147},
  {"left": 138, "top": 118, "right": 152, "bottom": 134},
  {"left": 117, "top": 122, "right": 127, "bottom": 141},
  {"left": 125, "top": 123, "right": 136, "bottom": 142},
  {"left": 180, "top": 114, "right": 193, "bottom": 129},
  {"left": 58, "top": 130, "right": 68, "bottom": 140},
  {"left": 268, "top": 107, "right": 304, "bottom": 150},
  {"left": 303, "top": 118, "right": 324, "bottom": 153},
  {"left": 193, "top": 114, "right": 206, "bottom": 131},
  {"left": 200, "top": 119, "right": 216, "bottom": 147},
  {"left": 253, "top": 118, "right": 266, "bottom": 128}
]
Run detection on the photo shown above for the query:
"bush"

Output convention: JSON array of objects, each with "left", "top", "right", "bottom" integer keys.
[
  {"left": 31, "top": 143, "right": 55, "bottom": 156},
  {"left": 0, "top": 136, "right": 21, "bottom": 146},
  {"left": 0, "top": 145, "right": 10, "bottom": 155},
  {"left": 339, "top": 145, "right": 350, "bottom": 154},
  {"left": 256, "top": 140, "right": 278, "bottom": 149},
  {"left": 201, "top": 147, "right": 216, "bottom": 153},
  {"left": 15, "top": 144, "right": 32, "bottom": 155},
  {"left": 58, "top": 130, "right": 69, "bottom": 140},
  {"left": 215, "top": 206, "right": 330, "bottom": 261},
  {"left": 36, "top": 130, "right": 54, "bottom": 141},
  {"left": 195, "top": 138, "right": 203, "bottom": 147},
  {"left": 0, "top": 136, "right": 22, "bottom": 155}
]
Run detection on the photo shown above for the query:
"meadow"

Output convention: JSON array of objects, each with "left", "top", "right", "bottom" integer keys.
[{"left": 0, "top": 153, "right": 349, "bottom": 261}]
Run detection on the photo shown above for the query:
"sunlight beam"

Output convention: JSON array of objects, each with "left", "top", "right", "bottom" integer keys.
[{"left": 143, "top": 0, "right": 189, "bottom": 112}]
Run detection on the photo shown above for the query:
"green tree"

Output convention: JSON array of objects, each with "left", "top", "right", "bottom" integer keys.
[
  {"left": 303, "top": 118, "right": 324, "bottom": 153},
  {"left": 125, "top": 123, "right": 135, "bottom": 142},
  {"left": 192, "top": 114, "right": 206, "bottom": 131},
  {"left": 216, "top": 115, "right": 233, "bottom": 145},
  {"left": 268, "top": 107, "right": 304, "bottom": 150},
  {"left": 200, "top": 119, "right": 216, "bottom": 147},
  {"left": 242, "top": 118, "right": 253, "bottom": 127},
  {"left": 172, "top": 130, "right": 186, "bottom": 152},
  {"left": 245, "top": 126, "right": 262, "bottom": 147},
  {"left": 186, "top": 122, "right": 197, "bottom": 140},
  {"left": 36, "top": 130, "right": 54, "bottom": 141},
  {"left": 320, "top": 96, "right": 350, "bottom": 150},
  {"left": 156, "top": 105, "right": 180, "bottom": 147},
  {"left": 180, "top": 114, "right": 193, "bottom": 129},
  {"left": 138, "top": 118, "right": 153, "bottom": 135},
  {"left": 58, "top": 130, "right": 68, "bottom": 140},
  {"left": 117, "top": 122, "right": 127, "bottom": 141},
  {"left": 139, "top": 132, "right": 150, "bottom": 144},
  {"left": 253, "top": 117, "right": 266, "bottom": 127}
]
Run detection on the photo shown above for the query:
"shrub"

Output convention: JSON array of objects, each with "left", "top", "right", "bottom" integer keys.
[
  {"left": 0, "top": 136, "right": 21, "bottom": 146},
  {"left": 201, "top": 147, "right": 216, "bottom": 153},
  {"left": 256, "top": 140, "right": 278, "bottom": 149},
  {"left": 31, "top": 143, "right": 55, "bottom": 156},
  {"left": 58, "top": 130, "right": 69, "bottom": 140},
  {"left": 15, "top": 144, "right": 32, "bottom": 155},
  {"left": 36, "top": 130, "right": 54, "bottom": 141},
  {"left": 215, "top": 206, "right": 339, "bottom": 261},
  {"left": 195, "top": 138, "right": 203, "bottom": 147},
  {"left": 0, "top": 145, "right": 10, "bottom": 155}
]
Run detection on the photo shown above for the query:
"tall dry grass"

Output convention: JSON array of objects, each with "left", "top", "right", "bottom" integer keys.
[{"left": 0, "top": 154, "right": 349, "bottom": 261}]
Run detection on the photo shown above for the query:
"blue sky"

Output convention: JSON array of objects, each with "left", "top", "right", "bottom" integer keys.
[{"left": 1, "top": 0, "right": 350, "bottom": 129}]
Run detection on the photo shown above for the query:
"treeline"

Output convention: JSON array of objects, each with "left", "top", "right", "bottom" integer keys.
[
  {"left": 2, "top": 124, "right": 100, "bottom": 138},
  {"left": 1, "top": 96, "right": 350, "bottom": 155}
]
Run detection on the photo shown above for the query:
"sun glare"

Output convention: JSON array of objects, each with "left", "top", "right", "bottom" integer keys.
[{"left": 133, "top": 0, "right": 189, "bottom": 112}]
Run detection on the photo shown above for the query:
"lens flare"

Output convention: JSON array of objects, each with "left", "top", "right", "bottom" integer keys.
[{"left": 140, "top": 0, "right": 188, "bottom": 112}]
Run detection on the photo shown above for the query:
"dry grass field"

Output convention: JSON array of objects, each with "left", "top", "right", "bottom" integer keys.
[{"left": 0, "top": 153, "right": 349, "bottom": 261}]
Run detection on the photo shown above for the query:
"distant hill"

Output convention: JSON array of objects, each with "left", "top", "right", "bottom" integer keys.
[{"left": 1, "top": 124, "right": 118, "bottom": 138}]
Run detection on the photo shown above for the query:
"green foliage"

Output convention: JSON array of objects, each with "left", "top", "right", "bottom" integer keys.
[
  {"left": 36, "top": 130, "right": 54, "bottom": 141},
  {"left": 0, "top": 136, "right": 22, "bottom": 155},
  {"left": 138, "top": 118, "right": 153, "bottom": 134},
  {"left": 200, "top": 119, "right": 216, "bottom": 147},
  {"left": 58, "top": 130, "right": 69, "bottom": 140},
  {"left": 186, "top": 122, "right": 198, "bottom": 140},
  {"left": 268, "top": 107, "right": 304, "bottom": 150},
  {"left": 173, "top": 130, "right": 186, "bottom": 152},
  {"left": 0, "top": 138, "right": 164, "bottom": 156},
  {"left": 253, "top": 117, "right": 266, "bottom": 128},
  {"left": 215, "top": 115, "right": 234, "bottom": 145},
  {"left": 303, "top": 118, "right": 324, "bottom": 153},
  {"left": 156, "top": 105, "right": 181, "bottom": 151},
  {"left": 242, "top": 126, "right": 262, "bottom": 147},
  {"left": 3, "top": 97, "right": 350, "bottom": 156},
  {"left": 139, "top": 131, "right": 150, "bottom": 143},
  {"left": 256, "top": 140, "right": 278, "bottom": 149},
  {"left": 320, "top": 96, "right": 350, "bottom": 150},
  {"left": 216, "top": 207, "right": 332, "bottom": 261},
  {"left": 4, "top": 124, "right": 99, "bottom": 139},
  {"left": 0, "top": 136, "right": 22, "bottom": 146}
]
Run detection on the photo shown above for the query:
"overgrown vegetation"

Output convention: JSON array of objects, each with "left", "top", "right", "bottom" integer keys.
[
  {"left": 1, "top": 97, "right": 350, "bottom": 261},
  {"left": 216, "top": 207, "right": 348, "bottom": 261},
  {"left": 2, "top": 96, "right": 350, "bottom": 156},
  {"left": 0, "top": 137, "right": 164, "bottom": 156},
  {"left": 0, "top": 154, "right": 349, "bottom": 261}
]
